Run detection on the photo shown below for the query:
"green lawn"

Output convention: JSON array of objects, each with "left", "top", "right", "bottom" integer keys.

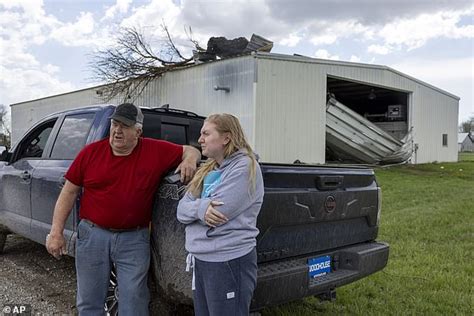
[
  {"left": 459, "top": 152, "right": 474, "bottom": 162},
  {"left": 263, "top": 155, "right": 473, "bottom": 315}
]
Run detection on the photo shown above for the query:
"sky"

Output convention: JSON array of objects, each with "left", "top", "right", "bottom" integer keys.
[{"left": 0, "top": 0, "right": 473, "bottom": 130}]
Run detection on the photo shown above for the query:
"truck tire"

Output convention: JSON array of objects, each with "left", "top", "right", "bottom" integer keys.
[
  {"left": 0, "top": 232, "right": 7, "bottom": 254},
  {"left": 150, "top": 177, "right": 193, "bottom": 309},
  {"left": 0, "top": 225, "right": 10, "bottom": 254}
]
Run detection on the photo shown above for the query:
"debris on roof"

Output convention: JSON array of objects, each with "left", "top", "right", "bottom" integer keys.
[{"left": 193, "top": 34, "right": 273, "bottom": 63}]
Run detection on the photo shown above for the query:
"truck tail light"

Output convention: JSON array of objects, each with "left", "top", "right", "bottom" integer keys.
[{"left": 376, "top": 187, "right": 382, "bottom": 226}]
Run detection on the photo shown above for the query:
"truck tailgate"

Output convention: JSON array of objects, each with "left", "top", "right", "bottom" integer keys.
[{"left": 257, "top": 164, "right": 380, "bottom": 263}]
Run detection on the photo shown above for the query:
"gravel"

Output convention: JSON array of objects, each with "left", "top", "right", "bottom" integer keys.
[
  {"left": 0, "top": 233, "right": 193, "bottom": 316},
  {"left": 0, "top": 234, "right": 77, "bottom": 315}
]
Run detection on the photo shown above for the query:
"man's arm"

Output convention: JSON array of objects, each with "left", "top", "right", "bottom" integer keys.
[
  {"left": 46, "top": 180, "right": 81, "bottom": 259},
  {"left": 176, "top": 145, "right": 201, "bottom": 183}
]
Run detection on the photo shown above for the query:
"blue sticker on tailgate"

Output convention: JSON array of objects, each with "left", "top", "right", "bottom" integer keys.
[{"left": 308, "top": 255, "right": 331, "bottom": 278}]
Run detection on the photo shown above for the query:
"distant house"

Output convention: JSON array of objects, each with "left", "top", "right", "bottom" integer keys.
[{"left": 458, "top": 133, "right": 474, "bottom": 152}]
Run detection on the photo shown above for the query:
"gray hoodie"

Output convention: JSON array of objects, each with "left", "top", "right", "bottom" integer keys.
[{"left": 177, "top": 150, "right": 264, "bottom": 262}]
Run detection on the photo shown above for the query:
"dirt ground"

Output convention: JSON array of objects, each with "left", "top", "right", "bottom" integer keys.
[
  {"left": 0, "top": 234, "right": 77, "bottom": 315},
  {"left": 0, "top": 234, "right": 194, "bottom": 316}
]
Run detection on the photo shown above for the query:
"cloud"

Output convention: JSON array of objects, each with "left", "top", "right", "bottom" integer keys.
[
  {"left": 314, "top": 49, "right": 339, "bottom": 60},
  {"left": 0, "top": 0, "right": 76, "bottom": 105},
  {"left": 120, "top": 0, "right": 181, "bottom": 32},
  {"left": 310, "top": 34, "right": 338, "bottom": 46},
  {"left": 279, "top": 32, "right": 302, "bottom": 47},
  {"left": 103, "top": 0, "right": 133, "bottom": 20},
  {"left": 266, "top": 0, "right": 472, "bottom": 26},
  {"left": 0, "top": 64, "right": 75, "bottom": 106},
  {"left": 178, "top": 0, "right": 298, "bottom": 47},
  {"left": 0, "top": 37, "right": 40, "bottom": 67},
  {"left": 50, "top": 12, "right": 97, "bottom": 47},
  {"left": 118, "top": 0, "right": 291, "bottom": 55},
  {"left": 368, "top": 44, "right": 391, "bottom": 55},
  {"left": 0, "top": 0, "right": 46, "bottom": 17},
  {"left": 376, "top": 9, "right": 474, "bottom": 52},
  {"left": 308, "top": 19, "right": 372, "bottom": 46},
  {"left": 350, "top": 55, "right": 361, "bottom": 62},
  {"left": 0, "top": 0, "right": 60, "bottom": 46}
]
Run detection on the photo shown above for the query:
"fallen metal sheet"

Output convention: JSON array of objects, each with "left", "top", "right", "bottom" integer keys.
[{"left": 326, "top": 97, "right": 413, "bottom": 164}]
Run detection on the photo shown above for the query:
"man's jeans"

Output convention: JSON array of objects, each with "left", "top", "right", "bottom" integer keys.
[
  {"left": 193, "top": 248, "right": 257, "bottom": 316},
  {"left": 75, "top": 220, "right": 150, "bottom": 316}
]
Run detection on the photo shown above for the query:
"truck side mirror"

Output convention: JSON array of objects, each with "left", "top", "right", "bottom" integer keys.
[{"left": 0, "top": 149, "right": 11, "bottom": 162}]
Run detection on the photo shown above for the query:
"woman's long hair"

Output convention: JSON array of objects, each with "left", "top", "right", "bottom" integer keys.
[{"left": 187, "top": 113, "right": 257, "bottom": 197}]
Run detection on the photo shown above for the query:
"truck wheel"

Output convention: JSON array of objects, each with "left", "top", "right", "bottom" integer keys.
[
  {"left": 0, "top": 232, "right": 7, "bottom": 254},
  {"left": 104, "top": 266, "right": 118, "bottom": 316},
  {"left": 150, "top": 177, "right": 193, "bottom": 308}
]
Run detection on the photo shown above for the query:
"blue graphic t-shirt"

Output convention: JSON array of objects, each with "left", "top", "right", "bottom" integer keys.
[{"left": 201, "top": 170, "right": 222, "bottom": 198}]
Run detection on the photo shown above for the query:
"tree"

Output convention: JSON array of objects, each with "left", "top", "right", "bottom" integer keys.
[
  {"left": 0, "top": 104, "right": 11, "bottom": 148},
  {"left": 89, "top": 25, "right": 199, "bottom": 102},
  {"left": 459, "top": 116, "right": 474, "bottom": 133}
]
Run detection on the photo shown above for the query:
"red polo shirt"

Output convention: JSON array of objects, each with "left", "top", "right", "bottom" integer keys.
[{"left": 65, "top": 138, "right": 183, "bottom": 229}]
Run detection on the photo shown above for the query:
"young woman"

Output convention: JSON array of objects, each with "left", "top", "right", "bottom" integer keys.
[{"left": 177, "top": 113, "right": 264, "bottom": 316}]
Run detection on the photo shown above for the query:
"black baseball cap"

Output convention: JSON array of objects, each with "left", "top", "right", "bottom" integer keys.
[{"left": 110, "top": 103, "right": 144, "bottom": 127}]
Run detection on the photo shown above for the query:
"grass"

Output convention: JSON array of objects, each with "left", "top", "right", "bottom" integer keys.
[
  {"left": 263, "top": 153, "right": 474, "bottom": 315},
  {"left": 459, "top": 152, "right": 474, "bottom": 162}
]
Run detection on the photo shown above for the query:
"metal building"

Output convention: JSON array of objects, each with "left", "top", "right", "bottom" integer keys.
[
  {"left": 11, "top": 52, "right": 460, "bottom": 164},
  {"left": 458, "top": 133, "right": 474, "bottom": 152}
]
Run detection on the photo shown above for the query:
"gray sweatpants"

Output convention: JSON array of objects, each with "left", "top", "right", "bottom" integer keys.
[{"left": 193, "top": 248, "right": 257, "bottom": 316}]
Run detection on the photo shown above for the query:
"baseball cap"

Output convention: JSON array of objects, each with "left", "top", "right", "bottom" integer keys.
[{"left": 110, "top": 103, "right": 144, "bottom": 127}]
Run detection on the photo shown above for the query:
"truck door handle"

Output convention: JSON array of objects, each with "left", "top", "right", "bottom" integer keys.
[{"left": 21, "top": 171, "right": 31, "bottom": 180}]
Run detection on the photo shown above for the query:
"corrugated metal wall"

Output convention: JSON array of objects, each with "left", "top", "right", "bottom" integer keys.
[
  {"left": 133, "top": 56, "right": 256, "bottom": 144},
  {"left": 254, "top": 58, "right": 326, "bottom": 163},
  {"left": 411, "top": 88, "right": 459, "bottom": 163}
]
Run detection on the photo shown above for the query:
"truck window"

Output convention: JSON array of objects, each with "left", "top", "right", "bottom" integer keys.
[
  {"left": 161, "top": 123, "right": 187, "bottom": 145},
  {"left": 50, "top": 113, "right": 95, "bottom": 159},
  {"left": 141, "top": 113, "right": 188, "bottom": 145},
  {"left": 16, "top": 120, "right": 56, "bottom": 160}
]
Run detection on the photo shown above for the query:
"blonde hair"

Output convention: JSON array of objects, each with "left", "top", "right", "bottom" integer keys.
[{"left": 187, "top": 113, "right": 258, "bottom": 197}]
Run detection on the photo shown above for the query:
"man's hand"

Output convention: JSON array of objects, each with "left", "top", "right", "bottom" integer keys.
[
  {"left": 176, "top": 145, "right": 201, "bottom": 183},
  {"left": 204, "top": 201, "right": 228, "bottom": 227},
  {"left": 46, "top": 180, "right": 80, "bottom": 260},
  {"left": 176, "top": 159, "right": 197, "bottom": 184},
  {"left": 46, "top": 233, "right": 66, "bottom": 259}
]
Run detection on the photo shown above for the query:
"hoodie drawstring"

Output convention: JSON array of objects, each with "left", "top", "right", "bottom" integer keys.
[{"left": 186, "top": 253, "right": 196, "bottom": 290}]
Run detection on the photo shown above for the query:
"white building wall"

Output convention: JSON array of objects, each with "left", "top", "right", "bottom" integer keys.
[
  {"left": 254, "top": 57, "right": 326, "bottom": 163},
  {"left": 133, "top": 56, "right": 256, "bottom": 146},
  {"left": 411, "top": 89, "right": 459, "bottom": 162}
]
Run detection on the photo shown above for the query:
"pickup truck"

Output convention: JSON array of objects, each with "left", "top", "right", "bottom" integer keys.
[{"left": 0, "top": 104, "right": 389, "bottom": 313}]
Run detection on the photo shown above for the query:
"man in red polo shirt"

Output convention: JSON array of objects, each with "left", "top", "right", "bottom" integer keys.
[{"left": 46, "top": 103, "right": 201, "bottom": 315}]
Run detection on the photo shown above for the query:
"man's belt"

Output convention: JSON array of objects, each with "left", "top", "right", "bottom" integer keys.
[{"left": 81, "top": 219, "right": 146, "bottom": 233}]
